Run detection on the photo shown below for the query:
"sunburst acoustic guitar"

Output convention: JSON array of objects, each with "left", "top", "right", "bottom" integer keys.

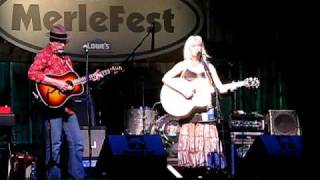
[{"left": 36, "top": 66, "right": 123, "bottom": 108}]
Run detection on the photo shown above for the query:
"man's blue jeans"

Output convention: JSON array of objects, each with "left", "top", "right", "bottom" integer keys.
[{"left": 44, "top": 114, "right": 84, "bottom": 180}]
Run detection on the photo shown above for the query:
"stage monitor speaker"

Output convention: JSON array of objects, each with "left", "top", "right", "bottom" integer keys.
[
  {"left": 73, "top": 96, "right": 96, "bottom": 127},
  {"left": 266, "top": 109, "right": 301, "bottom": 136},
  {"left": 237, "top": 135, "right": 304, "bottom": 179},
  {"left": 96, "top": 135, "right": 171, "bottom": 178},
  {"left": 81, "top": 126, "right": 105, "bottom": 159}
]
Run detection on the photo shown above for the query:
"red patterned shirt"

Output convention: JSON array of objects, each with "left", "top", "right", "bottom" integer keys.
[{"left": 28, "top": 43, "right": 74, "bottom": 82}]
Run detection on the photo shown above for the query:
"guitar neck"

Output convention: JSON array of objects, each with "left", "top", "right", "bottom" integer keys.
[
  {"left": 73, "top": 69, "right": 111, "bottom": 85},
  {"left": 228, "top": 80, "right": 246, "bottom": 90},
  {"left": 233, "top": 80, "right": 246, "bottom": 88},
  {"left": 228, "top": 78, "right": 259, "bottom": 90}
]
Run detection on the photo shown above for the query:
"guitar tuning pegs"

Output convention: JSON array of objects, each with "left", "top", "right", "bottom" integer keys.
[{"left": 244, "top": 77, "right": 260, "bottom": 89}]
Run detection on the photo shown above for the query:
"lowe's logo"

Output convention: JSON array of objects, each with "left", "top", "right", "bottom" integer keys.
[
  {"left": 0, "top": 0, "right": 203, "bottom": 62},
  {"left": 84, "top": 38, "right": 111, "bottom": 51}
]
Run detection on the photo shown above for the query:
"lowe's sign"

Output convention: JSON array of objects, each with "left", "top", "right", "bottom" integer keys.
[{"left": 0, "top": 0, "right": 203, "bottom": 62}]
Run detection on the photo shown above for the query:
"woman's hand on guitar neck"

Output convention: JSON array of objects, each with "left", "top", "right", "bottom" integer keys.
[{"left": 228, "top": 81, "right": 238, "bottom": 92}]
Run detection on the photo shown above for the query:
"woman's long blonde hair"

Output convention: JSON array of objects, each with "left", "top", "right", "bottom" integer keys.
[{"left": 183, "top": 35, "right": 211, "bottom": 62}]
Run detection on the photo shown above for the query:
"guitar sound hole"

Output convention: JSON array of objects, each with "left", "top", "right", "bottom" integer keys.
[{"left": 65, "top": 80, "right": 74, "bottom": 87}]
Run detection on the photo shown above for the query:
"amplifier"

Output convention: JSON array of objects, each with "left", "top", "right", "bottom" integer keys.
[
  {"left": 230, "top": 131, "right": 264, "bottom": 144},
  {"left": 80, "top": 126, "right": 106, "bottom": 159},
  {"left": 229, "top": 113, "right": 265, "bottom": 131},
  {"left": 229, "top": 120, "right": 264, "bottom": 131},
  {"left": 0, "top": 114, "right": 15, "bottom": 126}
]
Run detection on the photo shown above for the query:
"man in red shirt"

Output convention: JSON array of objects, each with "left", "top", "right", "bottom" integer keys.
[{"left": 28, "top": 24, "right": 102, "bottom": 179}]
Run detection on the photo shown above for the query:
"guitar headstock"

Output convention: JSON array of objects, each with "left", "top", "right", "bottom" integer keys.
[
  {"left": 244, "top": 77, "right": 260, "bottom": 88},
  {"left": 109, "top": 65, "right": 124, "bottom": 74}
]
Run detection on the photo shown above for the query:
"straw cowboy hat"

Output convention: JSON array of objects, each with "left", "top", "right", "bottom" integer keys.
[{"left": 47, "top": 24, "right": 70, "bottom": 42}]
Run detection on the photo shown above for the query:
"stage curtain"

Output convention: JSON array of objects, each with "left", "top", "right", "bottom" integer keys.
[{"left": 0, "top": 60, "right": 290, "bottom": 145}]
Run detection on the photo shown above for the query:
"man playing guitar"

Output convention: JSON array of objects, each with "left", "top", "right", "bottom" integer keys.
[{"left": 28, "top": 24, "right": 103, "bottom": 180}]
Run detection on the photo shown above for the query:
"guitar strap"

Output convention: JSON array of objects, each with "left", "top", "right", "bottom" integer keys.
[
  {"left": 180, "top": 69, "right": 186, "bottom": 78},
  {"left": 59, "top": 55, "right": 75, "bottom": 72},
  {"left": 65, "top": 59, "right": 74, "bottom": 72},
  {"left": 180, "top": 62, "right": 187, "bottom": 78}
]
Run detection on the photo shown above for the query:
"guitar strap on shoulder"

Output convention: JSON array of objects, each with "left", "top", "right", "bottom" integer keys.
[
  {"left": 180, "top": 69, "right": 186, "bottom": 78},
  {"left": 65, "top": 60, "right": 74, "bottom": 72},
  {"left": 60, "top": 56, "right": 74, "bottom": 72},
  {"left": 180, "top": 62, "right": 187, "bottom": 78}
]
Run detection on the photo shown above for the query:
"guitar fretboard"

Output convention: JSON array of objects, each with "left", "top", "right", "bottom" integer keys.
[{"left": 73, "top": 69, "right": 111, "bottom": 85}]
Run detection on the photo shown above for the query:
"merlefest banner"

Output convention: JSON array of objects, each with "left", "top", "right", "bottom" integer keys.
[{"left": 0, "top": 0, "right": 203, "bottom": 62}]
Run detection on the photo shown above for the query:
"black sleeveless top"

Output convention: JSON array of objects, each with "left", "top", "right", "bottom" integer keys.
[{"left": 179, "top": 69, "right": 206, "bottom": 81}]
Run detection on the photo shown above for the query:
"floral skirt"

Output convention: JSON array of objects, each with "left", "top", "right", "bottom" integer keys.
[{"left": 177, "top": 121, "right": 225, "bottom": 168}]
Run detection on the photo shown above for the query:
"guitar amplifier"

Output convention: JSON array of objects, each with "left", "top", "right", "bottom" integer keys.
[
  {"left": 230, "top": 131, "right": 264, "bottom": 145},
  {"left": 81, "top": 126, "right": 106, "bottom": 158},
  {"left": 229, "top": 112, "right": 265, "bottom": 132}
]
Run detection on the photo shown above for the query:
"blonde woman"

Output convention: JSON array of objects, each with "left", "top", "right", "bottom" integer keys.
[{"left": 162, "top": 35, "right": 239, "bottom": 169}]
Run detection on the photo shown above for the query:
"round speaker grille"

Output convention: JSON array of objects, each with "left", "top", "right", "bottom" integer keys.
[{"left": 273, "top": 114, "right": 297, "bottom": 135}]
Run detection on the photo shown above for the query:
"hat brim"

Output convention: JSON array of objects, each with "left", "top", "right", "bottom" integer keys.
[{"left": 46, "top": 33, "right": 71, "bottom": 40}]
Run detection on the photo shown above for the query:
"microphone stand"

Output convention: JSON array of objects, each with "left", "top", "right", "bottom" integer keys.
[
  {"left": 201, "top": 58, "right": 226, "bottom": 171},
  {"left": 84, "top": 47, "right": 93, "bottom": 170},
  {"left": 121, "top": 24, "right": 153, "bottom": 66},
  {"left": 141, "top": 75, "right": 146, "bottom": 134},
  {"left": 151, "top": 22, "right": 155, "bottom": 51},
  {"left": 120, "top": 26, "right": 153, "bottom": 135}
]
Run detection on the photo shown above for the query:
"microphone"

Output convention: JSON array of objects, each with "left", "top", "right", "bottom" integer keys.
[
  {"left": 148, "top": 22, "right": 155, "bottom": 33},
  {"left": 199, "top": 51, "right": 208, "bottom": 64},
  {"left": 82, "top": 44, "right": 89, "bottom": 53},
  {"left": 198, "top": 51, "right": 204, "bottom": 60}
]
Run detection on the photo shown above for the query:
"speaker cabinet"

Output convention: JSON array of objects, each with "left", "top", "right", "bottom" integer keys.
[
  {"left": 96, "top": 135, "right": 171, "bottom": 178},
  {"left": 73, "top": 96, "right": 96, "bottom": 127},
  {"left": 81, "top": 126, "right": 105, "bottom": 159},
  {"left": 266, "top": 110, "right": 301, "bottom": 136},
  {"left": 237, "top": 135, "right": 304, "bottom": 178}
]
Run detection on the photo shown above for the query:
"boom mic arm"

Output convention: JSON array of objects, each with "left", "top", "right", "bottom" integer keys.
[{"left": 150, "top": 22, "right": 155, "bottom": 51}]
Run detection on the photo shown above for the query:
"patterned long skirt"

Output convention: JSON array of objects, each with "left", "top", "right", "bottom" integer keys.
[{"left": 177, "top": 122, "right": 224, "bottom": 167}]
